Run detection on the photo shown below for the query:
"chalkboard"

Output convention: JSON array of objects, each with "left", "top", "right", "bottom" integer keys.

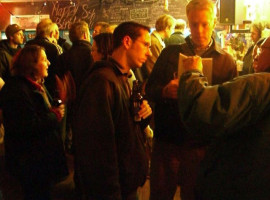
[
  {"left": 49, "top": 0, "right": 188, "bottom": 29},
  {"left": 0, "top": 0, "right": 188, "bottom": 31}
]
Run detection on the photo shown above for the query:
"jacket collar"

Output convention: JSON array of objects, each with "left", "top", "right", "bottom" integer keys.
[
  {"left": 90, "top": 58, "right": 132, "bottom": 78},
  {"left": 71, "top": 40, "right": 92, "bottom": 48},
  {"left": 185, "top": 35, "right": 225, "bottom": 55},
  {"left": 152, "top": 31, "right": 165, "bottom": 49},
  {"left": 25, "top": 77, "right": 45, "bottom": 93}
]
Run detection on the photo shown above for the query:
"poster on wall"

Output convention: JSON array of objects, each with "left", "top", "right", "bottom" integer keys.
[{"left": 11, "top": 15, "right": 50, "bottom": 30}]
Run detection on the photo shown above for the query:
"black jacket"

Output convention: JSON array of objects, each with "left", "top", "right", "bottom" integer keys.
[
  {"left": 0, "top": 76, "right": 68, "bottom": 182},
  {"left": 73, "top": 59, "right": 149, "bottom": 199},
  {"left": 57, "top": 40, "right": 94, "bottom": 93},
  {"left": 0, "top": 40, "right": 21, "bottom": 81},
  {"left": 145, "top": 36, "right": 237, "bottom": 146}
]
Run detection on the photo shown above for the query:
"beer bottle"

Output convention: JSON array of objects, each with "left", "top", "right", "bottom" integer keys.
[{"left": 131, "top": 80, "right": 143, "bottom": 122}]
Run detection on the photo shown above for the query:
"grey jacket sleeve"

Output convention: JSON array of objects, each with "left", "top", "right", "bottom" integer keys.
[{"left": 178, "top": 71, "right": 270, "bottom": 137}]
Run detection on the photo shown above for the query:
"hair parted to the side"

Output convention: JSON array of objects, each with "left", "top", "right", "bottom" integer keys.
[
  {"left": 113, "top": 21, "right": 150, "bottom": 50},
  {"left": 11, "top": 45, "right": 45, "bottom": 78},
  {"left": 186, "top": 0, "right": 216, "bottom": 19},
  {"left": 69, "top": 21, "right": 89, "bottom": 43},
  {"left": 155, "top": 14, "right": 175, "bottom": 32}
]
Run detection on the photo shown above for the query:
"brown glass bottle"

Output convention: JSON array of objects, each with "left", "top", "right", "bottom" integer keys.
[{"left": 131, "top": 80, "right": 143, "bottom": 122}]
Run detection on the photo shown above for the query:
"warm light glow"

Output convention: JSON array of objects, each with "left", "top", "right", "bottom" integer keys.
[{"left": 244, "top": 0, "right": 270, "bottom": 22}]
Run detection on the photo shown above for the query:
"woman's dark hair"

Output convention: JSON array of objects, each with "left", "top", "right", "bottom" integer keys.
[
  {"left": 12, "top": 45, "right": 45, "bottom": 77},
  {"left": 93, "top": 33, "right": 113, "bottom": 60}
]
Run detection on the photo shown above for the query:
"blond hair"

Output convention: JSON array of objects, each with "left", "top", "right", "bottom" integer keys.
[
  {"left": 69, "top": 21, "right": 89, "bottom": 42},
  {"left": 186, "top": 0, "right": 216, "bottom": 19},
  {"left": 36, "top": 18, "right": 53, "bottom": 37},
  {"left": 155, "top": 14, "right": 175, "bottom": 32}
]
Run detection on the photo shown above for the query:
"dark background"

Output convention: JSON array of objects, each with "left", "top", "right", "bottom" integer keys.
[{"left": 0, "top": 0, "right": 188, "bottom": 31}]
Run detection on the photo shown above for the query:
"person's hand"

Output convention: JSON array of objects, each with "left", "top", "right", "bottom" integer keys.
[
  {"left": 182, "top": 56, "right": 203, "bottom": 73},
  {"left": 162, "top": 79, "right": 179, "bottom": 99},
  {"left": 138, "top": 100, "right": 152, "bottom": 119},
  {"left": 55, "top": 104, "right": 65, "bottom": 119}
]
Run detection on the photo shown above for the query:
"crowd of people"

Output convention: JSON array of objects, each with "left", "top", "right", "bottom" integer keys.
[{"left": 0, "top": 0, "right": 270, "bottom": 199}]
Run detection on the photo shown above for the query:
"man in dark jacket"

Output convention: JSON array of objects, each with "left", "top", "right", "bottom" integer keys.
[
  {"left": 178, "top": 55, "right": 270, "bottom": 199},
  {"left": 57, "top": 21, "right": 93, "bottom": 94},
  {"left": 145, "top": 0, "right": 237, "bottom": 199},
  {"left": 0, "top": 24, "right": 24, "bottom": 82},
  {"left": 72, "top": 21, "right": 152, "bottom": 200}
]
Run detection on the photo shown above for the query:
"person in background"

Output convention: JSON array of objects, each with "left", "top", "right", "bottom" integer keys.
[
  {"left": 72, "top": 21, "right": 152, "bottom": 200},
  {"left": 0, "top": 24, "right": 24, "bottom": 82},
  {"left": 27, "top": 21, "right": 63, "bottom": 98},
  {"left": 252, "top": 36, "right": 270, "bottom": 72},
  {"left": 36, "top": 19, "right": 71, "bottom": 52},
  {"left": 164, "top": 18, "right": 186, "bottom": 46},
  {"left": 56, "top": 21, "right": 94, "bottom": 157},
  {"left": 240, "top": 22, "right": 264, "bottom": 75},
  {"left": 91, "top": 32, "right": 113, "bottom": 62},
  {"left": 92, "top": 21, "right": 110, "bottom": 38},
  {"left": 178, "top": 54, "right": 270, "bottom": 199},
  {"left": 51, "top": 22, "right": 71, "bottom": 52},
  {"left": 145, "top": 14, "right": 175, "bottom": 76},
  {"left": 145, "top": 0, "right": 237, "bottom": 199},
  {"left": 0, "top": 45, "right": 68, "bottom": 200},
  {"left": 106, "top": 24, "right": 118, "bottom": 33},
  {"left": 57, "top": 21, "right": 93, "bottom": 95}
]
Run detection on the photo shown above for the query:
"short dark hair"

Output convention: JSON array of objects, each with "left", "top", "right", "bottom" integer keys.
[
  {"left": 12, "top": 45, "right": 45, "bottom": 78},
  {"left": 113, "top": 21, "right": 150, "bottom": 50},
  {"left": 93, "top": 33, "right": 113, "bottom": 60}
]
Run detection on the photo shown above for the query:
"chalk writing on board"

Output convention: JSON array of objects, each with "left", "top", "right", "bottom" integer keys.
[
  {"left": 51, "top": 1, "right": 96, "bottom": 29},
  {"left": 130, "top": 8, "right": 148, "bottom": 20}
]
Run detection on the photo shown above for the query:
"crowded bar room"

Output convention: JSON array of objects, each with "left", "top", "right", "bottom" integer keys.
[{"left": 1, "top": 0, "right": 270, "bottom": 199}]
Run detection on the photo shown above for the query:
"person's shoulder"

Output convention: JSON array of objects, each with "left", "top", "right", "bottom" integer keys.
[
  {"left": 71, "top": 40, "right": 92, "bottom": 51},
  {"left": 162, "top": 43, "right": 184, "bottom": 55},
  {"left": 1, "top": 76, "right": 28, "bottom": 95},
  {"left": 0, "top": 40, "right": 7, "bottom": 48},
  {"left": 0, "top": 40, "right": 10, "bottom": 52}
]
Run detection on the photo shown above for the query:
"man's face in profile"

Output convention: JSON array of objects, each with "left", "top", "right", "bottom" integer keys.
[{"left": 253, "top": 38, "right": 270, "bottom": 72}]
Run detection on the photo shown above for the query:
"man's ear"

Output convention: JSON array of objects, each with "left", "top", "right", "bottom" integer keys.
[
  {"left": 50, "top": 31, "right": 53, "bottom": 38},
  {"left": 122, "top": 35, "right": 132, "bottom": 49}
]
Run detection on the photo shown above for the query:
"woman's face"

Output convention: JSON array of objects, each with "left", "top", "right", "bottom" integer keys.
[
  {"left": 35, "top": 50, "right": 50, "bottom": 80},
  {"left": 91, "top": 41, "right": 103, "bottom": 62}
]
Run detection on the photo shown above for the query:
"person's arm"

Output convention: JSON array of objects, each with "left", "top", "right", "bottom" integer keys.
[
  {"left": 145, "top": 46, "right": 179, "bottom": 102},
  {"left": 74, "top": 73, "right": 122, "bottom": 199},
  {"left": 178, "top": 56, "right": 270, "bottom": 137},
  {"left": 0, "top": 51, "right": 9, "bottom": 81},
  {"left": 1, "top": 83, "right": 60, "bottom": 137}
]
